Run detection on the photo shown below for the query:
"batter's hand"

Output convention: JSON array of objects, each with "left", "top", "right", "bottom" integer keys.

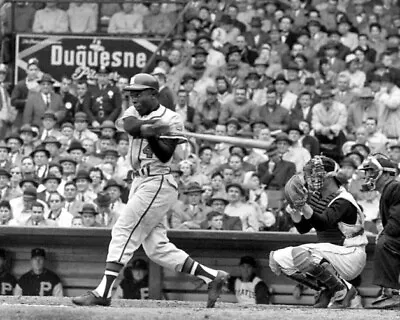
[{"left": 141, "top": 120, "right": 170, "bottom": 137}]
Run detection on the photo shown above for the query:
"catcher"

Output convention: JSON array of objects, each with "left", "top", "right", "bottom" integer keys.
[{"left": 269, "top": 155, "right": 368, "bottom": 308}]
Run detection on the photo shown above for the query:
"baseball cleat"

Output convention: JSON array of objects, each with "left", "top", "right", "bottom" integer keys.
[
  {"left": 207, "top": 270, "right": 229, "bottom": 308},
  {"left": 313, "top": 289, "right": 333, "bottom": 308},
  {"left": 72, "top": 291, "right": 111, "bottom": 307},
  {"left": 328, "top": 285, "right": 357, "bottom": 309}
]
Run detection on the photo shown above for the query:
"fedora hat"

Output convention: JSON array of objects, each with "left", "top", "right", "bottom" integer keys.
[
  {"left": 275, "top": 132, "right": 292, "bottom": 145},
  {"left": 102, "top": 148, "right": 119, "bottom": 159},
  {"left": 5, "top": 133, "right": 23, "bottom": 146},
  {"left": 68, "top": 140, "right": 87, "bottom": 153},
  {"left": 0, "top": 168, "right": 11, "bottom": 179},
  {"left": 74, "top": 112, "right": 88, "bottom": 122},
  {"left": 19, "top": 178, "right": 39, "bottom": 189},
  {"left": 41, "top": 110, "right": 57, "bottom": 121},
  {"left": 104, "top": 179, "right": 123, "bottom": 190},
  {"left": 43, "top": 136, "right": 61, "bottom": 148},
  {"left": 0, "top": 140, "right": 10, "bottom": 152},
  {"left": 210, "top": 193, "right": 229, "bottom": 205},
  {"left": 183, "top": 182, "right": 204, "bottom": 194},
  {"left": 38, "top": 73, "right": 54, "bottom": 84},
  {"left": 79, "top": 203, "right": 98, "bottom": 215},
  {"left": 273, "top": 73, "right": 289, "bottom": 84},
  {"left": 226, "top": 183, "right": 246, "bottom": 196},
  {"left": 42, "top": 173, "right": 61, "bottom": 184},
  {"left": 73, "top": 170, "right": 92, "bottom": 183},
  {"left": 20, "top": 124, "right": 38, "bottom": 138},
  {"left": 94, "top": 191, "right": 111, "bottom": 207},
  {"left": 320, "top": 87, "right": 334, "bottom": 99},
  {"left": 100, "top": 120, "right": 116, "bottom": 130},
  {"left": 358, "top": 87, "right": 374, "bottom": 99},
  {"left": 30, "top": 146, "right": 50, "bottom": 159},
  {"left": 59, "top": 155, "right": 77, "bottom": 166},
  {"left": 250, "top": 17, "right": 262, "bottom": 28},
  {"left": 226, "top": 117, "right": 241, "bottom": 129}
]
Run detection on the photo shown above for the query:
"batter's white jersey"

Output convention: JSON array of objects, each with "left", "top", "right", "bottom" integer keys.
[{"left": 118, "top": 104, "right": 184, "bottom": 172}]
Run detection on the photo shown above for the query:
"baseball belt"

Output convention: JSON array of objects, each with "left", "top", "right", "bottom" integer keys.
[{"left": 131, "top": 166, "right": 171, "bottom": 178}]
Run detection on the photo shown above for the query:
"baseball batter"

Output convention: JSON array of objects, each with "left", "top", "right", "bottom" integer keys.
[
  {"left": 72, "top": 73, "right": 228, "bottom": 308},
  {"left": 269, "top": 156, "right": 368, "bottom": 308}
]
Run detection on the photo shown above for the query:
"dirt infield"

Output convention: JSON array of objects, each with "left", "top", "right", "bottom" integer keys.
[{"left": 1, "top": 296, "right": 399, "bottom": 320}]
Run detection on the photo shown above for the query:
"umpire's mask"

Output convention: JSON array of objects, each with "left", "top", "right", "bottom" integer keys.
[{"left": 360, "top": 155, "right": 397, "bottom": 191}]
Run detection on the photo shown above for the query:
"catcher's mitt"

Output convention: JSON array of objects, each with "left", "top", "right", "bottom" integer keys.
[{"left": 284, "top": 175, "right": 308, "bottom": 209}]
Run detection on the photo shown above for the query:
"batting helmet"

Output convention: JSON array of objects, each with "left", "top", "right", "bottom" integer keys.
[{"left": 124, "top": 73, "right": 159, "bottom": 91}]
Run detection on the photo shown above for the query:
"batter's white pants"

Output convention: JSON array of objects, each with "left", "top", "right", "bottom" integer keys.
[
  {"left": 106, "top": 174, "right": 189, "bottom": 272},
  {"left": 270, "top": 243, "right": 366, "bottom": 281}
]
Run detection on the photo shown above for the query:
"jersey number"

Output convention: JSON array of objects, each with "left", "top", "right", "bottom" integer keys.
[{"left": 142, "top": 144, "right": 153, "bottom": 158}]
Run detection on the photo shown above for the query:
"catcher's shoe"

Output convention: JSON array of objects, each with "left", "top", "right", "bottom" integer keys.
[
  {"left": 72, "top": 291, "right": 111, "bottom": 307},
  {"left": 207, "top": 270, "right": 229, "bottom": 308},
  {"left": 370, "top": 295, "right": 400, "bottom": 309},
  {"left": 328, "top": 285, "right": 357, "bottom": 309},
  {"left": 313, "top": 289, "right": 333, "bottom": 308}
]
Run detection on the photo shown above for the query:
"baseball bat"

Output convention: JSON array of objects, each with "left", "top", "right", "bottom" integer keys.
[{"left": 170, "top": 131, "right": 280, "bottom": 149}]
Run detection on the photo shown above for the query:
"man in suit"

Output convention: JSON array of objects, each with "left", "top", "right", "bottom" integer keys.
[
  {"left": 286, "top": 0, "right": 308, "bottom": 29},
  {"left": 257, "top": 144, "right": 296, "bottom": 190},
  {"left": 67, "top": 80, "right": 94, "bottom": 124},
  {"left": 279, "top": 16, "right": 298, "bottom": 48},
  {"left": 170, "top": 182, "right": 211, "bottom": 229},
  {"left": 175, "top": 88, "right": 196, "bottom": 131},
  {"left": 0, "top": 168, "right": 13, "bottom": 201},
  {"left": 11, "top": 58, "right": 41, "bottom": 128},
  {"left": 290, "top": 90, "right": 314, "bottom": 126},
  {"left": 37, "top": 174, "right": 61, "bottom": 203},
  {"left": 88, "top": 66, "right": 122, "bottom": 126},
  {"left": 59, "top": 75, "right": 78, "bottom": 123},
  {"left": 236, "top": 35, "right": 259, "bottom": 66},
  {"left": 31, "top": 146, "right": 50, "bottom": 180},
  {"left": 39, "top": 110, "right": 63, "bottom": 142},
  {"left": 73, "top": 112, "right": 98, "bottom": 142},
  {"left": 151, "top": 67, "right": 175, "bottom": 111},
  {"left": 244, "top": 17, "right": 269, "bottom": 51},
  {"left": 5, "top": 133, "right": 23, "bottom": 166},
  {"left": 43, "top": 136, "right": 62, "bottom": 163},
  {"left": 23, "top": 73, "right": 65, "bottom": 126},
  {"left": 318, "top": 40, "right": 346, "bottom": 74},
  {"left": 0, "top": 141, "right": 11, "bottom": 171},
  {"left": 63, "top": 181, "right": 83, "bottom": 216}
]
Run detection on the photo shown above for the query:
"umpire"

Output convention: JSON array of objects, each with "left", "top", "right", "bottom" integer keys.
[{"left": 15, "top": 248, "right": 63, "bottom": 297}]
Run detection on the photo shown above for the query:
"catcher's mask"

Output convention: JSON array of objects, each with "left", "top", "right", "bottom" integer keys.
[
  {"left": 303, "top": 156, "right": 340, "bottom": 192},
  {"left": 359, "top": 155, "right": 397, "bottom": 191}
]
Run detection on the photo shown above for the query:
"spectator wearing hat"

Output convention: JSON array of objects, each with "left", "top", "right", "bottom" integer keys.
[
  {"left": 151, "top": 67, "right": 176, "bottom": 111},
  {"left": 0, "top": 141, "right": 11, "bottom": 171},
  {"left": 0, "top": 168, "right": 12, "bottom": 202},
  {"left": 219, "top": 86, "right": 257, "bottom": 130},
  {"left": 37, "top": 174, "right": 61, "bottom": 203},
  {"left": 58, "top": 156, "right": 76, "bottom": 182},
  {"left": 63, "top": 181, "right": 83, "bottom": 217},
  {"left": 74, "top": 170, "right": 96, "bottom": 203},
  {"left": 19, "top": 124, "right": 38, "bottom": 157},
  {"left": 5, "top": 134, "right": 23, "bottom": 166},
  {"left": 211, "top": 14, "right": 240, "bottom": 49},
  {"left": 257, "top": 143, "right": 296, "bottom": 191},
  {"left": 226, "top": 256, "right": 270, "bottom": 304},
  {"left": 73, "top": 112, "right": 99, "bottom": 143},
  {"left": 220, "top": 45, "right": 251, "bottom": 83},
  {"left": 39, "top": 111, "right": 63, "bottom": 143},
  {"left": 170, "top": 182, "right": 211, "bottom": 229},
  {"left": 108, "top": 2, "right": 143, "bottom": 34},
  {"left": 243, "top": 16, "right": 269, "bottom": 51},
  {"left": 104, "top": 178, "right": 126, "bottom": 213},
  {"left": 337, "top": 17, "right": 359, "bottom": 51},
  {"left": 32, "top": 2, "right": 68, "bottom": 33},
  {"left": 94, "top": 191, "right": 119, "bottom": 228},
  {"left": 68, "top": 140, "right": 91, "bottom": 172},
  {"left": 42, "top": 137, "right": 62, "bottom": 163},
  {"left": 89, "top": 65, "right": 122, "bottom": 125},
  {"left": 225, "top": 183, "right": 259, "bottom": 232},
  {"left": 114, "top": 259, "right": 149, "bottom": 300},
  {"left": 79, "top": 203, "right": 103, "bottom": 227},
  {"left": 273, "top": 73, "right": 298, "bottom": 112},
  {"left": 196, "top": 33, "right": 226, "bottom": 68},
  {"left": 190, "top": 63, "right": 216, "bottom": 101},
  {"left": 333, "top": 72, "right": 356, "bottom": 106},
  {"left": 376, "top": 73, "right": 400, "bottom": 140},
  {"left": 347, "top": 87, "right": 380, "bottom": 135},
  {"left": 312, "top": 86, "right": 348, "bottom": 162},
  {"left": 0, "top": 248, "right": 17, "bottom": 294},
  {"left": 46, "top": 192, "right": 73, "bottom": 227},
  {"left": 23, "top": 73, "right": 65, "bottom": 126},
  {"left": 59, "top": 122, "right": 75, "bottom": 150},
  {"left": 245, "top": 70, "right": 267, "bottom": 107},
  {"left": 252, "top": 87, "right": 291, "bottom": 132},
  {"left": 143, "top": 2, "right": 173, "bottom": 35},
  {"left": 317, "top": 40, "right": 346, "bottom": 74},
  {"left": 196, "top": 85, "right": 221, "bottom": 129},
  {"left": 23, "top": 200, "right": 56, "bottom": 227},
  {"left": 15, "top": 248, "right": 63, "bottom": 296},
  {"left": 199, "top": 193, "right": 242, "bottom": 230},
  {"left": 283, "top": 127, "right": 311, "bottom": 174},
  {"left": 31, "top": 146, "right": 50, "bottom": 179},
  {"left": 353, "top": 45, "right": 374, "bottom": 74}
]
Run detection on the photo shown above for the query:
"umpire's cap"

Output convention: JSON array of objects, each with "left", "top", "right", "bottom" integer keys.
[
  {"left": 239, "top": 256, "right": 257, "bottom": 268},
  {"left": 131, "top": 259, "right": 148, "bottom": 270},
  {"left": 31, "top": 248, "right": 46, "bottom": 259},
  {"left": 124, "top": 73, "right": 159, "bottom": 92}
]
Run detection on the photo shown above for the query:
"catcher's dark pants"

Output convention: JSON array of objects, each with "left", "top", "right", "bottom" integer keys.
[{"left": 373, "top": 234, "right": 400, "bottom": 289}]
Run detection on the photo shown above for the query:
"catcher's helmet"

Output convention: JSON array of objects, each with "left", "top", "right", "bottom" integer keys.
[
  {"left": 125, "top": 73, "right": 159, "bottom": 91},
  {"left": 359, "top": 155, "right": 397, "bottom": 191}
]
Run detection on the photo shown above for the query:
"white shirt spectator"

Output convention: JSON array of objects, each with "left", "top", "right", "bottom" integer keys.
[
  {"left": 46, "top": 208, "right": 74, "bottom": 227},
  {"left": 68, "top": 3, "right": 97, "bottom": 33},
  {"left": 32, "top": 6, "right": 69, "bottom": 33},
  {"left": 108, "top": 8, "right": 143, "bottom": 34}
]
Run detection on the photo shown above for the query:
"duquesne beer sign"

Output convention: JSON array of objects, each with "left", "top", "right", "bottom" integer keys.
[{"left": 15, "top": 34, "right": 160, "bottom": 84}]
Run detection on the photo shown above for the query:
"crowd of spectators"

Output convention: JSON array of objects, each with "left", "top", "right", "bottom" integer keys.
[{"left": 1, "top": 0, "right": 400, "bottom": 233}]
